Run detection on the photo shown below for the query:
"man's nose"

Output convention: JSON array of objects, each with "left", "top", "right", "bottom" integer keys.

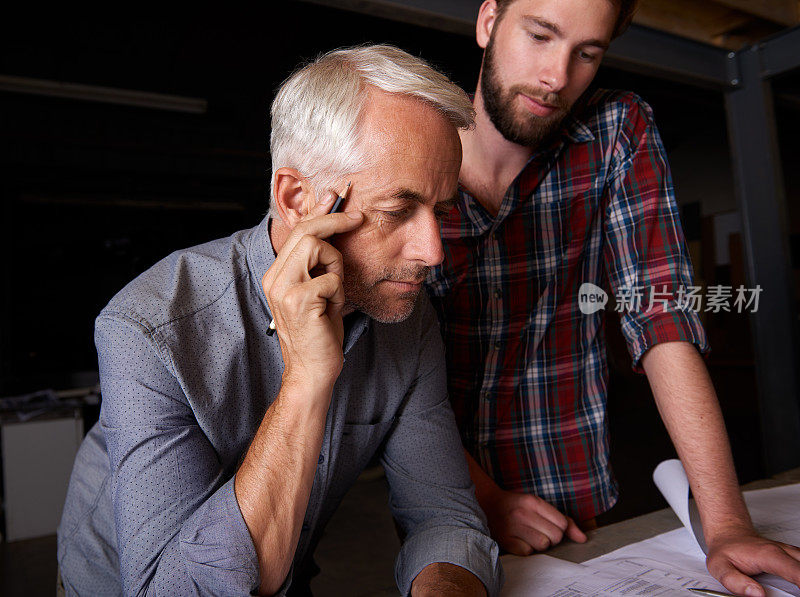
[
  {"left": 539, "top": 50, "right": 570, "bottom": 93},
  {"left": 408, "top": 212, "right": 444, "bottom": 267}
]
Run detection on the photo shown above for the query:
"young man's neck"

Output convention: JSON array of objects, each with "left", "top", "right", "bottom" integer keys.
[{"left": 459, "top": 81, "right": 538, "bottom": 215}]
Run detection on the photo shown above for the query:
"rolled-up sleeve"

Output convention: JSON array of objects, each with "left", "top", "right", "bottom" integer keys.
[
  {"left": 380, "top": 300, "right": 503, "bottom": 596},
  {"left": 96, "top": 313, "right": 262, "bottom": 595},
  {"left": 602, "top": 95, "right": 710, "bottom": 373}
]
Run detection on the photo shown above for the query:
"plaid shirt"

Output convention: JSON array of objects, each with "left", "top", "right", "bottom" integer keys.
[{"left": 426, "top": 89, "right": 710, "bottom": 521}]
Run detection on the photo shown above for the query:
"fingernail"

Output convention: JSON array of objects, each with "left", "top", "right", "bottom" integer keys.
[
  {"left": 745, "top": 586, "right": 763, "bottom": 597},
  {"left": 322, "top": 192, "right": 335, "bottom": 204},
  {"left": 346, "top": 211, "right": 363, "bottom": 220}
]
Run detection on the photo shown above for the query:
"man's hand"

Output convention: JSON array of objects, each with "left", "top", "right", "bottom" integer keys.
[
  {"left": 706, "top": 528, "right": 800, "bottom": 597},
  {"left": 482, "top": 488, "right": 587, "bottom": 555},
  {"left": 262, "top": 194, "right": 363, "bottom": 391},
  {"left": 411, "top": 562, "right": 487, "bottom": 597},
  {"left": 464, "top": 449, "right": 586, "bottom": 554}
]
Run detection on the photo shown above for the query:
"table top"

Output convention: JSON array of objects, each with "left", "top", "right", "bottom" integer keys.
[{"left": 544, "top": 467, "right": 800, "bottom": 564}]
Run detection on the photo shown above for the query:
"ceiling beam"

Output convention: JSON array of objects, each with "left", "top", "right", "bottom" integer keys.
[
  {"left": 759, "top": 25, "right": 800, "bottom": 78},
  {"left": 705, "top": 0, "right": 799, "bottom": 26},
  {"left": 296, "top": 0, "right": 480, "bottom": 36}
]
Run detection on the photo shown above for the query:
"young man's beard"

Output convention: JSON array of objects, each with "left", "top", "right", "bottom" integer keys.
[{"left": 480, "top": 34, "right": 573, "bottom": 148}]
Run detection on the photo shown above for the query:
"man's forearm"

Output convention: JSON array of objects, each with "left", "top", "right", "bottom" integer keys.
[
  {"left": 234, "top": 380, "right": 332, "bottom": 595},
  {"left": 641, "top": 341, "right": 753, "bottom": 540},
  {"left": 411, "top": 562, "right": 487, "bottom": 597}
]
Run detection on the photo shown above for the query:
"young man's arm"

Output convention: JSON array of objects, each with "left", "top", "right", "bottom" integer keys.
[{"left": 642, "top": 341, "right": 800, "bottom": 597}]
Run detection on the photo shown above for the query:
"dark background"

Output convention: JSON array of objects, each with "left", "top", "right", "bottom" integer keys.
[{"left": 2, "top": 3, "right": 798, "bottom": 522}]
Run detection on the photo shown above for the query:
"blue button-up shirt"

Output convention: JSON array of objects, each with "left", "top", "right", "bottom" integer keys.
[{"left": 57, "top": 217, "right": 502, "bottom": 596}]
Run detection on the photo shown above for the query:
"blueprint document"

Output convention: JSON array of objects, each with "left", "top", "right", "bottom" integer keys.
[{"left": 501, "top": 478, "right": 800, "bottom": 596}]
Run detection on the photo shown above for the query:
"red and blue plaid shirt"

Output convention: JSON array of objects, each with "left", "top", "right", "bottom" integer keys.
[{"left": 426, "top": 89, "right": 710, "bottom": 521}]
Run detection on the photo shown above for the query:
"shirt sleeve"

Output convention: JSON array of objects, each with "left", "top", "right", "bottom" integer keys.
[
  {"left": 380, "top": 298, "right": 503, "bottom": 596},
  {"left": 602, "top": 94, "right": 711, "bottom": 373},
  {"left": 95, "top": 312, "right": 264, "bottom": 596}
]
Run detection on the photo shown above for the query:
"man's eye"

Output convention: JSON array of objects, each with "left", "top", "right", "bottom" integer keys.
[
  {"left": 381, "top": 207, "right": 411, "bottom": 220},
  {"left": 529, "top": 32, "right": 549, "bottom": 42},
  {"left": 577, "top": 50, "right": 600, "bottom": 62}
]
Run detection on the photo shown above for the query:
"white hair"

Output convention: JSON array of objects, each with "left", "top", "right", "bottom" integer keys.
[{"left": 268, "top": 44, "right": 475, "bottom": 218}]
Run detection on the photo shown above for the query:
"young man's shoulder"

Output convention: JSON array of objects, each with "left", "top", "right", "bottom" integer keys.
[
  {"left": 578, "top": 88, "right": 657, "bottom": 131},
  {"left": 99, "top": 225, "right": 257, "bottom": 334}
]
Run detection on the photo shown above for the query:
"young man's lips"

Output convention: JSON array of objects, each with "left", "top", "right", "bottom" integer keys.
[{"left": 519, "top": 93, "right": 558, "bottom": 117}]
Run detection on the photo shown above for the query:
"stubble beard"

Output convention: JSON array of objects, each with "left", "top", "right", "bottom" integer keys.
[
  {"left": 342, "top": 263, "right": 431, "bottom": 324},
  {"left": 480, "top": 33, "right": 573, "bottom": 148}
]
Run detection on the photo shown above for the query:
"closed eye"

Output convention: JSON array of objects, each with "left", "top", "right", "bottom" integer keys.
[
  {"left": 529, "top": 32, "right": 549, "bottom": 42},
  {"left": 380, "top": 207, "right": 412, "bottom": 220}
]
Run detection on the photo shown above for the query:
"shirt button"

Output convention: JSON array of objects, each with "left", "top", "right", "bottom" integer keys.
[
  {"left": 494, "top": 288, "right": 502, "bottom": 299},
  {"left": 318, "top": 454, "right": 325, "bottom": 464},
  {"left": 494, "top": 340, "right": 502, "bottom": 349},
  {"left": 482, "top": 392, "right": 490, "bottom": 401},
  {"left": 301, "top": 522, "right": 310, "bottom": 532}
]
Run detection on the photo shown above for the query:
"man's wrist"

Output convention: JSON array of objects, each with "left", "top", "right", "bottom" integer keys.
[{"left": 280, "top": 369, "right": 336, "bottom": 403}]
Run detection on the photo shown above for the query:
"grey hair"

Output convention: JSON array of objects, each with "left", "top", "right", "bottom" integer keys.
[{"left": 268, "top": 44, "right": 475, "bottom": 218}]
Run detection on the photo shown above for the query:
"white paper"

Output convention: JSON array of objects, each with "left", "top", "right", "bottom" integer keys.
[
  {"left": 652, "top": 459, "right": 706, "bottom": 552},
  {"left": 501, "top": 465, "right": 800, "bottom": 596},
  {"left": 501, "top": 553, "right": 710, "bottom": 596},
  {"left": 651, "top": 460, "right": 800, "bottom": 596}
]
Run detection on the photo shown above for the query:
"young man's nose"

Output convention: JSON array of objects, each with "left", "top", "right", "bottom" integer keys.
[{"left": 539, "top": 50, "right": 570, "bottom": 93}]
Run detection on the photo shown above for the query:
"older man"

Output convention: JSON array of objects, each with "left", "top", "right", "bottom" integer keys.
[{"left": 57, "top": 45, "right": 501, "bottom": 596}]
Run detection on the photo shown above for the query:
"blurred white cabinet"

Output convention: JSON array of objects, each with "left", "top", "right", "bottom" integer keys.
[{"left": 1, "top": 414, "right": 83, "bottom": 541}]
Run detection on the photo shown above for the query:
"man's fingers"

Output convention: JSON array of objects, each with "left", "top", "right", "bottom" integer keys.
[
  {"left": 527, "top": 496, "right": 570, "bottom": 533},
  {"left": 779, "top": 542, "right": 800, "bottom": 562},
  {"left": 758, "top": 548, "right": 800, "bottom": 589},
  {"left": 501, "top": 536, "right": 535, "bottom": 557},
  {"left": 512, "top": 523, "right": 556, "bottom": 552},
  {"left": 289, "top": 234, "right": 345, "bottom": 280},
  {"left": 307, "top": 271, "right": 345, "bottom": 307},
  {"left": 268, "top": 234, "right": 344, "bottom": 302},
  {"left": 307, "top": 188, "right": 340, "bottom": 217},
  {"left": 565, "top": 517, "right": 588, "bottom": 543},
  {"left": 708, "top": 559, "right": 765, "bottom": 597},
  {"left": 286, "top": 211, "right": 363, "bottom": 252}
]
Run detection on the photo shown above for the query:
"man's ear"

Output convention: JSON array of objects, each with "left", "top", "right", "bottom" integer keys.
[
  {"left": 476, "top": 0, "right": 498, "bottom": 49},
  {"left": 272, "top": 167, "right": 315, "bottom": 228}
]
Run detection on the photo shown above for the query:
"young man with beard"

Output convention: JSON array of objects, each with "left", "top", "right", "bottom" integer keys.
[
  {"left": 58, "top": 45, "right": 502, "bottom": 596},
  {"left": 425, "top": 1, "right": 800, "bottom": 595}
]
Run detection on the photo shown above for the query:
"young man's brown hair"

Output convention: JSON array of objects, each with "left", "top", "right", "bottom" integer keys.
[{"left": 493, "top": 0, "right": 639, "bottom": 39}]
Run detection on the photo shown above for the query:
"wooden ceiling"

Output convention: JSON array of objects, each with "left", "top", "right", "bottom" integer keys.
[{"left": 634, "top": 0, "right": 799, "bottom": 48}]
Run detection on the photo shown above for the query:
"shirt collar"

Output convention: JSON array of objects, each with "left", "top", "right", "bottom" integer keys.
[
  {"left": 562, "top": 114, "right": 595, "bottom": 143},
  {"left": 247, "top": 216, "right": 369, "bottom": 354}
]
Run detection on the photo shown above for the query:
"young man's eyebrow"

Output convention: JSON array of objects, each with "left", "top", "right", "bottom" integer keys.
[
  {"left": 521, "top": 15, "right": 610, "bottom": 50},
  {"left": 521, "top": 15, "right": 563, "bottom": 36}
]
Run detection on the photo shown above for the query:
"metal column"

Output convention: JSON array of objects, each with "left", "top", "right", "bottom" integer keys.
[{"left": 724, "top": 35, "right": 800, "bottom": 474}]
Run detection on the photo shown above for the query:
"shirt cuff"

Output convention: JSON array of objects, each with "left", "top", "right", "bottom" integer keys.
[
  {"left": 179, "top": 476, "right": 262, "bottom": 595},
  {"left": 395, "top": 526, "right": 503, "bottom": 596},
  {"left": 622, "top": 308, "right": 711, "bottom": 373}
]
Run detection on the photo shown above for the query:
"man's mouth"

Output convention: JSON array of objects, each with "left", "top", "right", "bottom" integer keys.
[
  {"left": 519, "top": 93, "right": 559, "bottom": 117},
  {"left": 383, "top": 280, "right": 424, "bottom": 292}
]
